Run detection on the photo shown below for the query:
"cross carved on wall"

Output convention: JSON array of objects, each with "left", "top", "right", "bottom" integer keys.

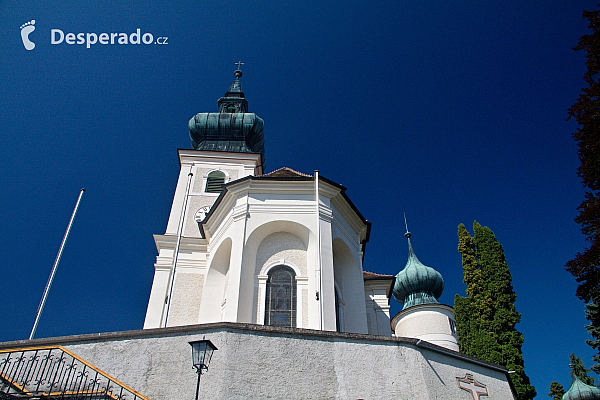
[{"left": 456, "top": 373, "right": 489, "bottom": 400}]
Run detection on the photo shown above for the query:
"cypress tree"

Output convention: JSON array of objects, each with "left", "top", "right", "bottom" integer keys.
[
  {"left": 454, "top": 222, "right": 536, "bottom": 400},
  {"left": 548, "top": 381, "right": 565, "bottom": 400}
]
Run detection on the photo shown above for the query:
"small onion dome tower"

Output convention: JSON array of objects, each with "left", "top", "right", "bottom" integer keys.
[
  {"left": 563, "top": 377, "right": 600, "bottom": 400},
  {"left": 189, "top": 62, "right": 266, "bottom": 171},
  {"left": 390, "top": 230, "right": 459, "bottom": 351}
]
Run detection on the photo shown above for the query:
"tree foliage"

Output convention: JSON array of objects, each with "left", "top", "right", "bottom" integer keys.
[
  {"left": 570, "top": 352, "right": 596, "bottom": 386},
  {"left": 548, "top": 381, "right": 565, "bottom": 400},
  {"left": 454, "top": 222, "right": 536, "bottom": 400},
  {"left": 567, "top": 6, "right": 600, "bottom": 374},
  {"left": 586, "top": 300, "right": 600, "bottom": 374}
]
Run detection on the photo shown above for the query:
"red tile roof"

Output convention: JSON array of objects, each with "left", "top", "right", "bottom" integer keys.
[
  {"left": 363, "top": 271, "right": 394, "bottom": 281},
  {"left": 262, "top": 167, "right": 312, "bottom": 178}
]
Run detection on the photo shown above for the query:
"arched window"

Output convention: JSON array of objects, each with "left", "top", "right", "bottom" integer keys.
[
  {"left": 205, "top": 171, "right": 226, "bottom": 193},
  {"left": 264, "top": 266, "right": 296, "bottom": 327}
]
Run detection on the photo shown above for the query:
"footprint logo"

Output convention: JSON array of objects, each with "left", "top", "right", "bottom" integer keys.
[{"left": 20, "top": 20, "right": 36, "bottom": 50}]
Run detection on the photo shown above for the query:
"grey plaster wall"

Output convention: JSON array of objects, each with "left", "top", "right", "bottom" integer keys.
[
  {"left": 1, "top": 324, "right": 515, "bottom": 400},
  {"left": 167, "top": 273, "right": 204, "bottom": 326},
  {"left": 255, "top": 232, "right": 308, "bottom": 276}
]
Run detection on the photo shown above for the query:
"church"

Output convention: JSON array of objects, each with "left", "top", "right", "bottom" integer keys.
[{"left": 0, "top": 67, "right": 516, "bottom": 399}]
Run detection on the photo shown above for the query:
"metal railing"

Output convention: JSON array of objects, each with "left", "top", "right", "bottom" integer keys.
[{"left": 0, "top": 346, "right": 150, "bottom": 399}]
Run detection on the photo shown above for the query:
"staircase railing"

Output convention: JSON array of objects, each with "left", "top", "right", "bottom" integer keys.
[{"left": 0, "top": 346, "right": 150, "bottom": 399}]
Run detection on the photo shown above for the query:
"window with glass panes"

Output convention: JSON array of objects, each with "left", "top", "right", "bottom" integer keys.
[{"left": 264, "top": 266, "right": 296, "bottom": 327}]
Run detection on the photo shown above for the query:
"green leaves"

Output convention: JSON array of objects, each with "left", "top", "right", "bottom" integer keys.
[
  {"left": 548, "top": 381, "right": 565, "bottom": 400},
  {"left": 568, "top": 5, "right": 600, "bottom": 376},
  {"left": 570, "top": 353, "right": 595, "bottom": 385},
  {"left": 454, "top": 222, "right": 536, "bottom": 400}
]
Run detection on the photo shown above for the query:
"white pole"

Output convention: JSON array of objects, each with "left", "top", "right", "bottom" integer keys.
[
  {"left": 30, "top": 188, "right": 85, "bottom": 340},
  {"left": 163, "top": 164, "right": 194, "bottom": 327},
  {"left": 314, "top": 171, "right": 323, "bottom": 330}
]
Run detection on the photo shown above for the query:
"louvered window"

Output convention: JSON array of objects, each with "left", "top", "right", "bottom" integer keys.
[
  {"left": 265, "top": 266, "right": 296, "bottom": 327},
  {"left": 205, "top": 171, "right": 226, "bottom": 193}
]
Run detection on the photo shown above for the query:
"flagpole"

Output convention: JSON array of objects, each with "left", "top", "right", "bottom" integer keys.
[
  {"left": 163, "top": 164, "right": 194, "bottom": 327},
  {"left": 29, "top": 188, "right": 85, "bottom": 340}
]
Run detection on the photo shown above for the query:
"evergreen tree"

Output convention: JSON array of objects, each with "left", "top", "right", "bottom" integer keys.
[
  {"left": 567, "top": 6, "right": 600, "bottom": 372},
  {"left": 570, "top": 352, "right": 595, "bottom": 385},
  {"left": 548, "top": 381, "right": 565, "bottom": 400},
  {"left": 454, "top": 222, "right": 536, "bottom": 400},
  {"left": 586, "top": 299, "right": 600, "bottom": 374}
]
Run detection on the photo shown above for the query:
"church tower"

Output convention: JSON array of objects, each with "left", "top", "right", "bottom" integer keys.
[
  {"left": 390, "top": 230, "right": 459, "bottom": 351},
  {"left": 143, "top": 65, "right": 390, "bottom": 334}
]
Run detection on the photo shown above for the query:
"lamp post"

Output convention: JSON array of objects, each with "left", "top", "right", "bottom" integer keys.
[{"left": 189, "top": 339, "right": 217, "bottom": 400}]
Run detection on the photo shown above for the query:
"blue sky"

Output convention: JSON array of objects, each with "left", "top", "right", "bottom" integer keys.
[{"left": 0, "top": 1, "right": 596, "bottom": 397}]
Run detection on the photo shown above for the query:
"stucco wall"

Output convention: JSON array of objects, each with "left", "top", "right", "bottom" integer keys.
[
  {"left": 2, "top": 324, "right": 515, "bottom": 400},
  {"left": 255, "top": 232, "right": 308, "bottom": 277},
  {"left": 167, "top": 273, "right": 204, "bottom": 326}
]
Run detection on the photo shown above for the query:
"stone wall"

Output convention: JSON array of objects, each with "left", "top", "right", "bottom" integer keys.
[{"left": 0, "top": 323, "right": 516, "bottom": 400}]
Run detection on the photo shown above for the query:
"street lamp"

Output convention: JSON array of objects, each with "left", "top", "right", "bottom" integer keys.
[{"left": 189, "top": 339, "right": 217, "bottom": 400}]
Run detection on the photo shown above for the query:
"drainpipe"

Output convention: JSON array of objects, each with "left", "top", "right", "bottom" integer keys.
[{"left": 315, "top": 170, "right": 323, "bottom": 330}]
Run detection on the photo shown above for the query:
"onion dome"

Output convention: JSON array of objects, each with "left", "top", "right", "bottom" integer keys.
[
  {"left": 392, "top": 231, "right": 444, "bottom": 310},
  {"left": 189, "top": 62, "right": 265, "bottom": 170},
  {"left": 563, "top": 377, "right": 600, "bottom": 400}
]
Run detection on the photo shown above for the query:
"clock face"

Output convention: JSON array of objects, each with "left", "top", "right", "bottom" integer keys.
[{"left": 195, "top": 206, "right": 211, "bottom": 222}]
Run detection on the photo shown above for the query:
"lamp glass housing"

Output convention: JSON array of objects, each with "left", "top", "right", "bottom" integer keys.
[{"left": 189, "top": 340, "right": 217, "bottom": 372}]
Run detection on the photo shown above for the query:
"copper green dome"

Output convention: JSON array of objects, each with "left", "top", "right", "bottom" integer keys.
[
  {"left": 392, "top": 232, "right": 444, "bottom": 310},
  {"left": 189, "top": 63, "right": 265, "bottom": 170},
  {"left": 563, "top": 377, "right": 600, "bottom": 400}
]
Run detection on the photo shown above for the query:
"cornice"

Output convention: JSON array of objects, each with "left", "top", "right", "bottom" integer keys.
[
  {"left": 316, "top": 179, "right": 340, "bottom": 199},
  {"left": 390, "top": 303, "right": 456, "bottom": 328},
  {"left": 205, "top": 207, "right": 235, "bottom": 247},
  {"left": 202, "top": 190, "right": 240, "bottom": 236},
  {"left": 330, "top": 194, "right": 368, "bottom": 235},
  {"left": 177, "top": 149, "right": 262, "bottom": 168},
  {"left": 318, "top": 203, "right": 333, "bottom": 222},
  {"left": 154, "top": 258, "right": 206, "bottom": 271},
  {"left": 331, "top": 213, "right": 362, "bottom": 253},
  {"left": 153, "top": 234, "right": 207, "bottom": 252},
  {"left": 249, "top": 203, "right": 315, "bottom": 215}
]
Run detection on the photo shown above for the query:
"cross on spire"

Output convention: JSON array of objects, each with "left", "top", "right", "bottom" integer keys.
[{"left": 234, "top": 61, "right": 244, "bottom": 79}]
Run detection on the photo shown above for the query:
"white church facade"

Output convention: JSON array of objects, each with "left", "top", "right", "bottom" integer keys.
[
  {"left": 143, "top": 66, "right": 392, "bottom": 336},
  {"left": 0, "top": 67, "right": 517, "bottom": 399},
  {"left": 143, "top": 151, "right": 392, "bottom": 335}
]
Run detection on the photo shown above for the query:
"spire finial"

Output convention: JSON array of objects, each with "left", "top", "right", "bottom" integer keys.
[
  {"left": 234, "top": 61, "right": 244, "bottom": 79},
  {"left": 393, "top": 214, "right": 445, "bottom": 309}
]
